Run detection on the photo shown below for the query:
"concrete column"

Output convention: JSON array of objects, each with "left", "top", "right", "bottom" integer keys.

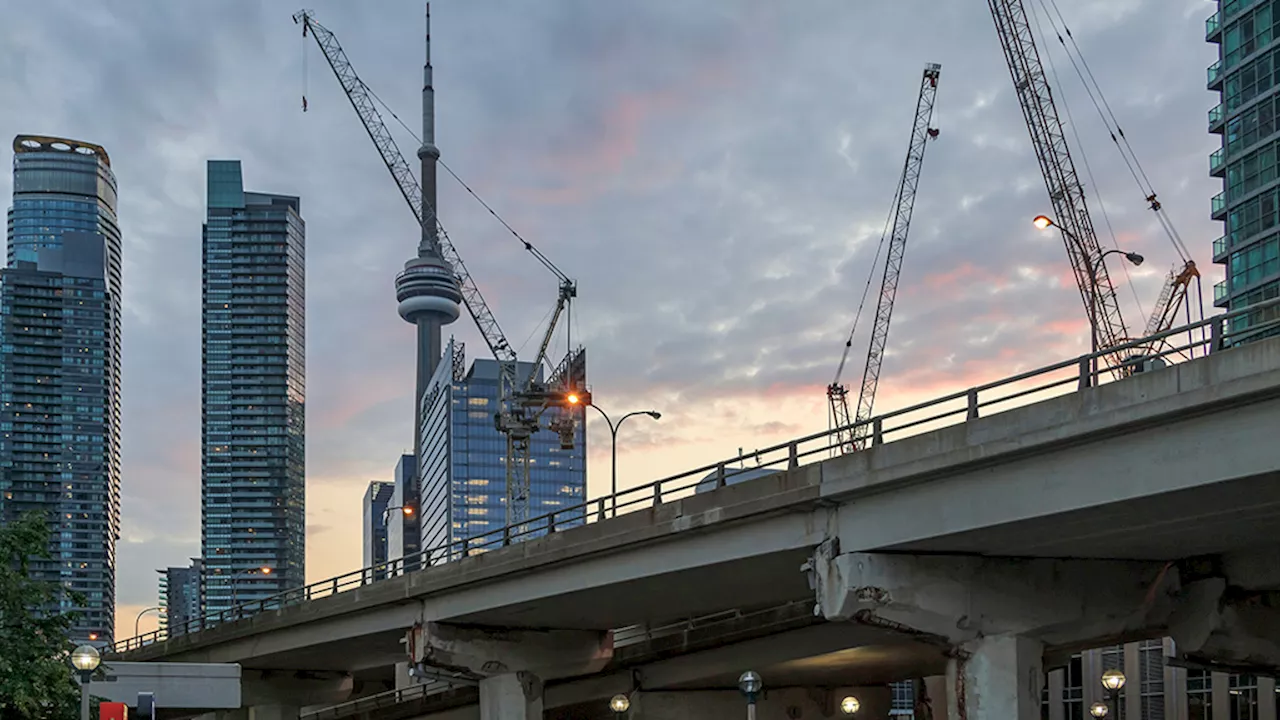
[
  {"left": 1259, "top": 676, "right": 1277, "bottom": 720},
  {"left": 479, "top": 672, "right": 542, "bottom": 720},
  {"left": 1212, "top": 671, "right": 1230, "bottom": 719},
  {"left": 1047, "top": 667, "right": 1065, "bottom": 720},
  {"left": 924, "top": 674, "right": 951, "bottom": 720},
  {"left": 1124, "top": 642, "right": 1141, "bottom": 720},
  {"left": 960, "top": 634, "right": 1045, "bottom": 720}
]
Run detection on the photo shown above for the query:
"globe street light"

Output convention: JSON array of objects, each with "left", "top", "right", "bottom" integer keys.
[
  {"left": 739, "top": 670, "right": 763, "bottom": 720},
  {"left": 1090, "top": 701, "right": 1110, "bottom": 718},
  {"left": 1100, "top": 668, "right": 1126, "bottom": 718},
  {"left": 70, "top": 644, "right": 100, "bottom": 720},
  {"left": 841, "top": 695, "right": 862, "bottom": 714},
  {"left": 1032, "top": 215, "right": 1144, "bottom": 381},
  {"left": 586, "top": 403, "right": 661, "bottom": 518},
  {"left": 610, "top": 693, "right": 631, "bottom": 716}
]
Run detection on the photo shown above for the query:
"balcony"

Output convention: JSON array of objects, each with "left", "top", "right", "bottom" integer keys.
[
  {"left": 1207, "top": 11, "right": 1223, "bottom": 42},
  {"left": 1208, "top": 60, "right": 1224, "bottom": 90},
  {"left": 1212, "top": 190, "right": 1229, "bottom": 219},
  {"left": 1214, "top": 235, "right": 1230, "bottom": 263},
  {"left": 1209, "top": 103, "right": 1226, "bottom": 134},
  {"left": 1215, "top": 280, "right": 1231, "bottom": 308},
  {"left": 1208, "top": 147, "right": 1228, "bottom": 176}
]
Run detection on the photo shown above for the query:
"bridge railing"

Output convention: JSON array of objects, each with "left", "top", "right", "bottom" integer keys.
[{"left": 108, "top": 298, "right": 1280, "bottom": 654}]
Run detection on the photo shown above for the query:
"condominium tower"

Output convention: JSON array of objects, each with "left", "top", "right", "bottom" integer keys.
[
  {"left": 0, "top": 134, "right": 123, "bottom": 644},
  {"left": 1208, "top": 0, "right": 1280, "bottom": 336},
  {"left": 417, "top": 340, "right": 586, "bottom": 561},
  {"left": 201, "top": 160, "right": 305, "bottom": 614}
]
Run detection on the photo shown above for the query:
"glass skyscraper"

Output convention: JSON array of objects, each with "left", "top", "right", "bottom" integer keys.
[
  {"left": 201, "top": 160, "right": 305, "bottom": 615},
  {"left": 1208, "top": 0, "right": 1280, "bottom": 337},
  {"left": 417, "top": 340, "right": 586, "bottom": 562},
  {"left": 0, "top": 134, "right": 122, "bottom": 644},
  {"left": 362, "top": 480, "right": 394, "bottom": 570},
  {"left": 158, "top": 559, "right": 202, "bottom": 637}
]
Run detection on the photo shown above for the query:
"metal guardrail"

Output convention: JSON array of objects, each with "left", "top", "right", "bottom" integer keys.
[{"left": 108, "top": 299, "right": 1280, "bottom": 655}]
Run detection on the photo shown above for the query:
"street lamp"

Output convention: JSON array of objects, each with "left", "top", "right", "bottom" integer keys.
[
  {"left": 1033, "top": 215, "right": 1144, "bottom": 381},
  {"left": 841, "top": 695, "right": 861, "bottom": 714},
  {"left": 135, "top": 606, "right": 163, "bottom": 637},
  {"left": 610, "top": 693, "right": 631, "bottom": 716},
  {"left": 70, "top": 644, "right": 100, "bottom": 720},
  {"left": 229, "top": 566, "right": 272, "bottom": 608},
  {"left": 1100, "top": 668, "right": 1126, "bottom": 717},
  {"left": 1090, "top": 701, "right": 1110, "bottom": 718},
  {"left": 586, "top": 403, "right": 661, "bottom": 518},
  {"left": 739, "top": 670, "right": 763, "bottom": 720}
]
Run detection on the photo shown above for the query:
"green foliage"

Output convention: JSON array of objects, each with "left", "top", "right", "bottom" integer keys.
[{"left": 0, "top": 511, "right": 85, "bottom": 719}]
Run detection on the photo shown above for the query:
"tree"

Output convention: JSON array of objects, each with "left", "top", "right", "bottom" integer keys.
[{"left": 0, "top": 511, "right": 84, "bottom": 719}]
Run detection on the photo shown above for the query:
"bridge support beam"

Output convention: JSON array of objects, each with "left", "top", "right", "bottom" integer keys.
[
  {"left": 953, "top": 635, "right": 1044, "bottom": 720},
  {"left": 622, "top": 687, "right": 893, "bottom": 719},
  {"left": 479, "top": 672, "right": 541, "bottom": 720}
]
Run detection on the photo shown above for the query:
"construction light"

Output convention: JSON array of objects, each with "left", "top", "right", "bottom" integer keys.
[
  {"left": 402, "top": 505, "right": 415, "bottom": 516},
  {"left": 563, "top": 390, "right": 591, "bottom": 407},
  {"left": 566, "top": 393, "right": 581, "bottom": 405},
  {"left": 1033, "top": 215, "right": 1055, "bottom": 230}
]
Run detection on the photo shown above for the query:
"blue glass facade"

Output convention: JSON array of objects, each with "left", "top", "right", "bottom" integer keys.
[
  {"left": 0, "top": 135, "right": 122, "bottom": 644},
  {"left": 201, "top": 160, "right": 305, "bottom": 615},
  {"left": 1209, "top": 0, "right": 1280, "bottom": 337},
  {"left": 418, "top": 340, "right": 586, "bottom": 562},
  {"left": 362, "top": 481, "right": 393, "bottom": 570},
  {"left": 158, "top": 559, "right": 201, "bottom": 637}
]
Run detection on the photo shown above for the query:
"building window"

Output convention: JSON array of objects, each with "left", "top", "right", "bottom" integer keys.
[
  {"left": 1064, "top": 654, "right": 1085, "bottom": 720},
  {"left": 1229, "top": 674, "right": 1259, "bottom": 720},
  {"left": 889, "top": 680, "right": 914, "bottom": 716},
  {"left": 1138, "top": 639, "right": 1164, "bottom": 720},
  {"left": 1188, "top": 669, "right": 1213, "bottom": 720}
]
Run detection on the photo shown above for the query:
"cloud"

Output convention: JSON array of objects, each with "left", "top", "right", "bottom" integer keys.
[{"left": 0, "top": 0, "right": 1224, "bottom": 616}]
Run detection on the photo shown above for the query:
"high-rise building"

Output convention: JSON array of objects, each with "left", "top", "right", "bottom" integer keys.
[
  {"left": 417, "top": 340, "right": 586, "bottom": 562},
  {"left": 158, "top": 559, "right": 202, "bottom": 637},
  {"left": 1208, "top": 1, "right": 1280, "bottom": 339},
  {"left": 362, "top": 481, "right": 394, "bottom": 570},
  {"left": 0, "top": 135, "right": 122, "bottom": 644},
  {"left": 385, "top": 455, "right": 420, "bottom": 572},
  {"left": 201, "top": 160, "right": 305, "bottom": 615}
]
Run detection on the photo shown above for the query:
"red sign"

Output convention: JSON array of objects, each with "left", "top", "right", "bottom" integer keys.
[{"left": 99, "top": 702, "right": 129, "bottom": 720}]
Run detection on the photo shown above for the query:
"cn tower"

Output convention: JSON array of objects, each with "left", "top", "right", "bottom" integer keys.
[{"left": 395, "top": 2, "right": 462, "bottom": 465}]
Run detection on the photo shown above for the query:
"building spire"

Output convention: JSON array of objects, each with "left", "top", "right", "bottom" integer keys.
[{"left": 418, "top": 1, "right": 441, "bottom": 257}]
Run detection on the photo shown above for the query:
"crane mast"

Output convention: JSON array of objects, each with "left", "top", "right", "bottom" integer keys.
[
  {"left": 295, "top": 8, "right": 578, "bottom": 530},
  {"left": 988, "top": 0, "right": 1131, "bottom": 378},
  {"left": 828, "top": 63, "right": 941, "bottom": 454}
]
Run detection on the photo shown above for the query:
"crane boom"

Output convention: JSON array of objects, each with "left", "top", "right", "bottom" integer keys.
[
  {"left": 851, "top": 63, "right": 942, "bottom": 447},
  {"left": 827, "top": 63, "right": 941, "bottom": 454},
  {"left": 1145, "top": 260, "right": 1201, "bottom": 340},
  {"left": 296, "top": 9, "right": 578, "bottom": 528},
  {"left": 988, "top": 0, "right": 1131, "bottom": 377}
]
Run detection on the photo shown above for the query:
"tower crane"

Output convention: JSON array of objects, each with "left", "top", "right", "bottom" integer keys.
[
  {"left": 987, "top": 0, "right": 1133, "bottom": 379},
  {"left": 295, "top": 8, "right": 581, "bottom": 529},
  {"left": 829, "top": 63, "right": 942, "bottom": 454}
]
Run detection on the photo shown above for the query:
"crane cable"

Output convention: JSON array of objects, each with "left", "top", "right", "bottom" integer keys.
[
  {"left": 361, "top": 84, "right": 570, "bottom": 283},
  {"left": 1034, "top": 0, "right": 1193, "bottom": 264},
  {"left": 832, "top": 178, "right": 902, "bottom": 387},
  {"left": 1026, "top": 1, "right": 1148, "bottom": 324}
]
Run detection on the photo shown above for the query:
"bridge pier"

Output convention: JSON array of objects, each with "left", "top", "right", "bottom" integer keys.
[
  {"left": 953, "top": 635, "right": 1044, "bottom": 720},
  {"left": 479, "top": 672, "right": 541, "bottom": 720}
]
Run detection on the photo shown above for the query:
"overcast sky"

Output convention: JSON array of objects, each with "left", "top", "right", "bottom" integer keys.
[{"left": 0, "top": 0, "right": 1220, "bottom": 640}]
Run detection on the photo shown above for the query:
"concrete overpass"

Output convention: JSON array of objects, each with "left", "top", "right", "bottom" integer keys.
[{"left": 112, "top": 312, "right": 1280, "bottom": 719}]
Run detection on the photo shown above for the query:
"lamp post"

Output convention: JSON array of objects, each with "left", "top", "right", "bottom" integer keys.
[
  {"left": 1100, "top": 668, "right": 1126, "bottom": 716},
  {"left": 135, "top": 606, "right": 163, "bottom": 637},
  {"left": 739, "top": 670, "right": 763, "bottom": 720},
  {"left": 229, "top": 566, "right": 272, "bottom": 608},
  {"left": 586, "top": 403, "right": 661, "bottom": 518},
  {"left": 70, "top": 644, "right": 100, "bottom": 720},
  {"left": 841, "top": 695, "right": 861, "bottom": 715},
  {"left": 609, "top": 693, "right": 631, "bottom": 717},
  {"left": 1033, "top": 215, "right": 1144, "bottom": 382}
]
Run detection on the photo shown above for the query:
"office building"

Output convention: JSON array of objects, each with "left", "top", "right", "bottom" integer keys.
[
  {"left": 0, "top": 134, "right": 122, "bottom": 644},
  {"left": 1208, "top": 1, "right": 1280, "bottom": 338},
  {"left": 384, "top": 455, "right": 420, "bottom": 572},
  {"left": 158, "top": 559, "right": 202, "bottom": 637},
  {"left": 363, "top": 480, "right": 394, "bottom": 572},
  {"left": 417, "top": 340, "right": 586, "bottom": 562},
  {"left": 201, "top": 160, "right": 305, "bottom": 615}
]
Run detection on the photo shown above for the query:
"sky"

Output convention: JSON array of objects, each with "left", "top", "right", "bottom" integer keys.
[{"left": 0, "top": 0, "right": 1222, "bottom": 641}]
